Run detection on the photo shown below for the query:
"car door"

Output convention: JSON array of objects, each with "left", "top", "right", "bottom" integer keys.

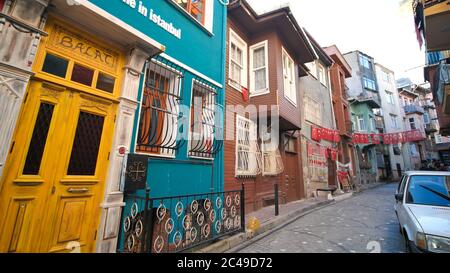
[{"left": 395, "top": 174, "right": 409, "bottom": 229}]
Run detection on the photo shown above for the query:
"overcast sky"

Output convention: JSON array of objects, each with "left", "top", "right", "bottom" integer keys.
[{"left": 246, "top": 0, "right": 425, "bottom": 84}]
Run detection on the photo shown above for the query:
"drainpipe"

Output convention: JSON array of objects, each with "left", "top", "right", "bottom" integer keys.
[{"left": 327, "top": 67, "right": 343, "bottom": 193}]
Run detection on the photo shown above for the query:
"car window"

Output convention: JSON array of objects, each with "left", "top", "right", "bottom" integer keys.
[{"left": 406, "top": 175, "right": 450, "bottom": 207}]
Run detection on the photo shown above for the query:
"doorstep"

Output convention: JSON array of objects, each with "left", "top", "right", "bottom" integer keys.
[{"left": 193, "top": 193, "right": 354, "bottom": 253}]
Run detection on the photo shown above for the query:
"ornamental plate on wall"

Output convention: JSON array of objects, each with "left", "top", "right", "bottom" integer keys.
[
  {"left": 197, "top": 212, "right": 205, "bottom": 226},
  {"left": 124, "top": 154, "right": 148, "bottom": 193},
  {"left": 183, "top": 214, "right": 192, "bottom": 230},
  {"left": 204, "top": 199, "right": 211, "bottom": 211},
  {"left": 234, "top": 216, "right": 241, "bottom": 229},
  {"left": 209, "top": 210, "right": 216, "bottom": 222},
  {"left": 230, "top": 206, "right": 236, "bottom": 218},
  {"left": 221, "top": 208, "right": 227, "bottom": 220},
  {"left": 124, "top": 217, "right": 131, "bottom": 232},
  {"left": 125, "top": 234, "right": 136, "bottom": 252},
  {"left": 157, "top": 203, "right": 167, "bottom": 221},
  {"left": 165, "top": 218, "right": 174, "bottom": 234},
  {"left": 191, "top": 200, "right": 199, "bottom": 214},
  {"left": 202, "top": 224, "right": 211, "bottom": 238},
  {"left": 154, "top": 236, "right": 164, "bottom": 253},
  {"left": 226, "top": 195, "right": 232, "bottom": 207},
  {"left": 131, "top": 203, "right": 139, "bottom": 219},
  {"left": 175, "top": 201, "right": 184, "bottom": 217},
  {"left": 174, "top": 231, "right": 182, "bottom": 247},
  {"left": 135, "top": 219, "right": 143, "bottom": 237},
  {"left": 189, "top": 227, "right": 198, "bottom": 241},
  {"left": 235, "top": 194, "right": 240, "bottom": 206},
  {"left": 216, "top": 197, "right": 222, "bottom": 208},
  {"left": 215, "top": 221, "right": 222, "bottom": 233}
]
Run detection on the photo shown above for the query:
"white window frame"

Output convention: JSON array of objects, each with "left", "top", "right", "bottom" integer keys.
[
  {"left": 390, "top": 114, "right": 398, "bottom": 129},
  {"left": 317, "top": 63, "right": 327, "bottom": 87},
  {"left": 172, "top": 0, "right": 214, "bottom": 33},
  {"left": 357, "top": 115, "right": 366, "bottom": 131},
  {"left": 282, "top": 47, "right": 297, "bottom": 105},
  {"left": 249, "top": 40, "right": 269, "bottom": 96},
  {"left": 386, "top": 90, "right": 395, "bottom": 105},
  {"left": 363, "top": 77, "right": 376, "bottom": 90},
  {"left": 359, "top": 54, "right": 371, "bottom": 69},
  {"left": 228, "top": 29, "right": 248, "bottom": 91},
  {"left": 235, "top": 115, "right": 260, "bottom": 176},
  {"left": 409, "top": 118, "right": 416, "bottom": 130},
  {"left": 370, "top": 117, "right": 376, "bottom": 131}
]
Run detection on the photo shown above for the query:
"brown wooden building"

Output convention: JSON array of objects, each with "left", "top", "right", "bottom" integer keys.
[
  {"left": 224, "top": 0, "right": 315, "bottom": 213},
  {"left": 324, "top": 45, "right": 358, "bottom": 182}
]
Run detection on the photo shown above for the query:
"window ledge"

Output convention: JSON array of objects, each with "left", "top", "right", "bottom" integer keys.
[
  {"left": 167, "top": 0, "right": 214, "bottom": 37},
  {"left": 250, "top": 89, "right": 270, "bottom": 97}
]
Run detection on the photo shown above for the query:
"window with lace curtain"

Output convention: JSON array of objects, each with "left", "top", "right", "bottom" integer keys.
[
  {"left": 261, "top": 135, "right": 284, "bottom": 176},
  {"left": 229, "top": 29, "right": 247, "bottom": 90},
  {"left": 249, "top": 40, "right": 269, "bottom": 95},
  {"left": 235, "top": 115, "right": 261, "bottom": 176},
  {"left": 189, "top": 80, "right": 222, "bottom": 159}
]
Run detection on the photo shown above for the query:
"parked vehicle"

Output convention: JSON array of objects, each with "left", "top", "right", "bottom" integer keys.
[{"left": 394, "top": 171, "right": 450, "bottom": 253}]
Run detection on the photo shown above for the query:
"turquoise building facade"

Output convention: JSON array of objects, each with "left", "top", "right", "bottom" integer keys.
[{"left": 87, "top": 0, "right": 228, "bottom": 252}]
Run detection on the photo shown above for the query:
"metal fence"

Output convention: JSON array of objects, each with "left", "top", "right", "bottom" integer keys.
[{"left": 117, "top": 187, "right": 245, "bottom": 253}]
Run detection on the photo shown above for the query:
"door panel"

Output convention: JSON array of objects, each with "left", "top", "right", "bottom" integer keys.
[
  {"left": 285, "top": 153, "right": 299, "bottom": 202},
  {"left": 0, "top": 81, "right": 68, "bottom": 252},
  {"left": 41, "top": 92, "right": 115, "bottom": 253},
  {"left": 0, "top": 81, "right": 116, "bottom": 252}
]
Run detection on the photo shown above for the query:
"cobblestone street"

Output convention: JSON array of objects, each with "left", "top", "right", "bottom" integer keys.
[{"left": 237, "top": 183, "right": 405, "bottom": 253}]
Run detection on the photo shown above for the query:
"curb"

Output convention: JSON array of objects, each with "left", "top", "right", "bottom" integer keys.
[{"left": 194, "top": 192, "right": 354, "bottom": 253}]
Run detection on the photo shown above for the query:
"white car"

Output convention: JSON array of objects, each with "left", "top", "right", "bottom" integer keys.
[{"left": 394, "top": 171, "right": 450, "bottom": 253}]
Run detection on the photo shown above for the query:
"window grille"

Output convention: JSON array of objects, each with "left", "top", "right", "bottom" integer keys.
[
  {"left": 235, "top": 115, "right": 261, "bottom": 177},
  {"left": 137, "top": 57, "right": 185, "bottom": 156},
  {"left": 189, "top": 77, "right": 223, "bottom": 159}
]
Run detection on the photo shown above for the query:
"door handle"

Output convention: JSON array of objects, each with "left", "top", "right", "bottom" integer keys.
[{"left": 67, "top": 187, "right": 89, "bottom": 194}]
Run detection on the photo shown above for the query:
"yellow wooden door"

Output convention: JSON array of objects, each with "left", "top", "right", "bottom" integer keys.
[{"left": 0, "top": 80, "right": 115, "bottom": 252}]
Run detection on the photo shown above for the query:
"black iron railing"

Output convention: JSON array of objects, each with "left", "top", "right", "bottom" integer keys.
[{"left": 117, "top": 187, "right": 245, "bottom": 253}]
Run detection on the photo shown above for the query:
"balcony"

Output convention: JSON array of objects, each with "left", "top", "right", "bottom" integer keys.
[
  {"left": 421, "top": 0, "right": 450, "bottom": 52},
  {"left": 426, "top": 120, "right": 439, "bottom": 133},
  {"left": 422, "top": 100, "right": 436, "bottom": 109},
  {"left": 404, "top": 104, "right": 425, "bottom": 115},
  {"left": 436, "top": 63, "right": 450, "bottom": 115},
  {"left": 349, "top": 92, "right": 381, "bottom": 109}
]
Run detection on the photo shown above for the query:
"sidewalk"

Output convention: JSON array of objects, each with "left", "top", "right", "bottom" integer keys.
[{"left": 193, "top": 191, "right": 353, "bottom": 253}]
